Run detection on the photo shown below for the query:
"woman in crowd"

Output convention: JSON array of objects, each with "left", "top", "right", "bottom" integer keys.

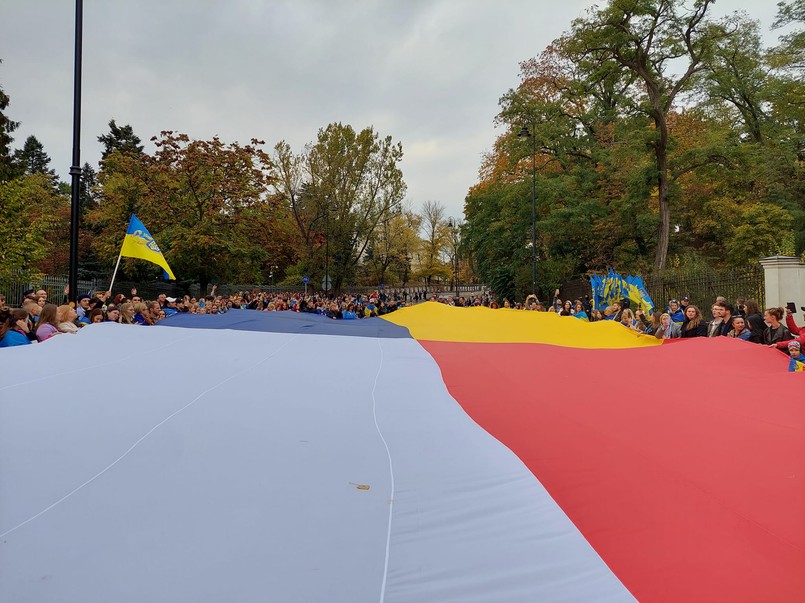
[
  {"left": 118, "top": 303, "right": 137, "bottom": 325},
  {"left": 654, "top": 313, "right": 681, "bottom": 339},
  {"left": 681, "top": 305, "right": 707, "bottom": 338},
  {"left": 770, "top": 307, "right": 805, "bottom": 351},
  {"left": 726, "top": 316, "right": 752, "bottom": 341},
  {"left": 132, "top": 302, "right": 152, "bottom": 325},
  {"left": 640, "top": 310, "right": 660, "bottom": 335},
  {"left": 88, "top": 308, "right": 105, "bottom": 323},
  {"left": 619, "top": 308, "right": 639, "bottom": 331},
  {"left": 104, "top": 305, "right": 120, "bottom": 322},
  {"left": 763, "top": 307, "right": 791, "bottom": 345},
  {"left": 56, "top": 304, "right": 80, "bottom": 333},
  {"left": 560, "top": 300, "right": 573, "bottom": 316},
  {"left": 36, "top": 303, "right": 61, "bottom": 342},
  {"left": 0, "top": 308, "right": 33, "bottom": 347},
  {"left": 743, "top": 300, "right": 765, "bottom": 343},
  {"left": 573, "top": 300, "right": 588, "bottom": 321}
]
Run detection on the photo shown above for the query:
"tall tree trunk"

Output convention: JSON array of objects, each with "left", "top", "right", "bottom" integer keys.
[{"left": 653, "top": 115, "right": 670, "bottom": 271}]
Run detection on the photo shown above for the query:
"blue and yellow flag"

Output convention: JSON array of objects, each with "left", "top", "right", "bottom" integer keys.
[
  {"left": 591, "top": 268, "right": 655, "bottom": 312},
  {"left": 119, "top": 215, "right": 175, "bottom": 280}
]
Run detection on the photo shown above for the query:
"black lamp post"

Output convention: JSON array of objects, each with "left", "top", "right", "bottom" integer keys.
[
  {"left": 518, "top": 125, "right": 537, "bottom": 298},
  {"left": 447, "top": 217, "right": 459, "bottom": 298},
  {"left": 68, "top": 0, "right": 84, "bottom": 306}
]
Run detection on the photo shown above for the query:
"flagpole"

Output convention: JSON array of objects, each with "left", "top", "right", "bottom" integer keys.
[{"left": 108, "top": 252, "right": 123, "bottom": 296}]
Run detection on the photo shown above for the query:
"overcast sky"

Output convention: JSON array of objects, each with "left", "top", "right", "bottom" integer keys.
[{"left": 1, "top": 1, "right": 783, "bottom": 220}]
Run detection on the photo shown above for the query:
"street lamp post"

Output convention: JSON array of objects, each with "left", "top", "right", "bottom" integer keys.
[
  {"left": 447, "top": 217, "right": 459, "bottom": 298},
  {"left": 518, "top": 125, "right": 537, "bottom": 298},
  {"left": 68, "top": 0, "right": 84, "bottom": 307},
  {"left": 270, "top": 265, "right": 277, "bottom": 288}
]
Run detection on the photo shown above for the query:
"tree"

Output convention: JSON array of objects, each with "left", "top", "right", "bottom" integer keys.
[
  {"left": 0, "top": 173, "right": 67, "bottom": 281},
  {"left": 770, "top": 0, "right": 805, "bottom": 71},
  {"left": 87, "top": 132, "right": 279, "bottom": 290},
  {"left": 0, "top": 60, "right": 20, "bottom": 182},
  {"left": 271, "top": 123, "right": 406, "bottom": 292},
  {"left": 562, "top": 0, "right": 734, "bottom": 270},
  {"left": 365, "top": 207, "right": 421, "bottom": 286},
  {"left": 416, "top": 201, "right": 451, "bottom": 285},
  {"left": 699, "top": 18, "right": 770, "bottom": 144},
  {"left": 98, "top": 119, "right": 143, "bottom": 159},
  {"left": 12, "top": 135, "right": 58, "bottom": 184},
  {"left": 726, "top": 203, "right": 795, "bottom": 264}
]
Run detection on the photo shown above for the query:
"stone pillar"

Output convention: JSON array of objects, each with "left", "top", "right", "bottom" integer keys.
[{"left": 759, "top": 255, "right": 805, "bottom": 328}]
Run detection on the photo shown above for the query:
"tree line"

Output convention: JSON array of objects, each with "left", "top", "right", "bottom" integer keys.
[
  {"left": 0, "top": 88, "right": 463, "bottom": 292},
  {"left": 463, "top": 0, "right": 805, "bottom": 302}
]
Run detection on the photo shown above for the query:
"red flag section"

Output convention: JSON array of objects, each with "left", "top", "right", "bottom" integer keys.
[{"left": 384, "top": 301, "right": 805, "bottom": 603}]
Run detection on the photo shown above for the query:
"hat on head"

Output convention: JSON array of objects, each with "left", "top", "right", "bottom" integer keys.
[
  {"left": 77, "top": 294, "right": 91, "bottom": 302},
  {"left": 682, "top": 297, "right": 689, "bottom": 302},
  {"left": 669, "top": 298, "right": 678, "bottom": 304},
  {"left": 788, "top": 340, "right": 801, "bottom": 349},
  {"left": 166, "top": 297, "right": 177, "bottom": 303}
]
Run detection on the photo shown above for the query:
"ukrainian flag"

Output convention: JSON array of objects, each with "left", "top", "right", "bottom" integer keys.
[
  {"left": 119, "top": 215, "right": 176, "bottom": 280},
  {"left": 591, "top": 269, "right": 655, "bottom": 312}
]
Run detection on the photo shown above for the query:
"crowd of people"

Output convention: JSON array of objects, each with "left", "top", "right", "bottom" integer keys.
[
  {"left": 1, "top": 285, "right": 804, "bottom": 370},
  {"left": 0, "top": 286, "right": 409, "bottom": 348}
]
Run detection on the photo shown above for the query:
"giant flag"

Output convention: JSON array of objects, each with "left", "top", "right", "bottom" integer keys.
[{"left": 1, "top": 304, "right": 802, "bottom": 602}]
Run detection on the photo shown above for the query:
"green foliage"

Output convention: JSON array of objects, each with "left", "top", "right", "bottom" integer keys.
[
  {"left": 0, "top": 61, "right": 20, "bottom": 183},
  {"left": 272, "top": 123, "right": 406, "bottom": 292},
  {"left": 464, "top": 1, "right": 805, "bottom": 298},
  {"left": 87, "top": 133, "right": 285, "bottom": 290},
  {"left": 12, "top": 135, "right": 58, "bottom": 186},
  {"left": 726, "top": 203, "right": 795, "bottom": 264},
  {"left": 98, "top": 119, "right": 143, "bottom": 159},
  {"left": 0, "top": 174, "right": 66, "bottom": 280}
]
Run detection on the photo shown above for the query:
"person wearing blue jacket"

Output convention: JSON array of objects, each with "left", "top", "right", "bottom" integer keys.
[
  {"left": 0, "top": 309, "right": 33, "bottom": 348},
  {"left": 667, "top": 299, "right": 685, "bottom": 323}
]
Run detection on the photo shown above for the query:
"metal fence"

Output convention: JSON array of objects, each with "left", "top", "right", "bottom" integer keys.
[
  {"left": 643, "top": 265, "right": 765, "bottom": 310},
  {"left": 0, "top": 275, "right": 105, "bottom": 306},
  {"left": 560, "top": 265, "right": 766, "bottom": 311}
]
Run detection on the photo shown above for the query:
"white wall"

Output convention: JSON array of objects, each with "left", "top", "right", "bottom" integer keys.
[{"left": 760, "top": 256, "right": 805, "bottom": 329}]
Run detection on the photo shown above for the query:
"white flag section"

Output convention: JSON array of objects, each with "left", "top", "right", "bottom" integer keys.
[{"left": 1, "top": 323, "right": 634, "bottom": 602}]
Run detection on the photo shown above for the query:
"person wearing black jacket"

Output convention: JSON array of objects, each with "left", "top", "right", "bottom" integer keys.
[
  {"left": 681, "top": 305, "right": 708, "bottom": 338},
  {"left": 718, "top": 303, "right": 736, "bottom": 336},
  {"left": 743, "top": 300, "right": 766, "bottom": 344}
]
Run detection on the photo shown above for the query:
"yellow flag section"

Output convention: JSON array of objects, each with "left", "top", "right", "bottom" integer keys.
[{"left": 382, "top": 302, "right": 661, "bottom": 348}]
